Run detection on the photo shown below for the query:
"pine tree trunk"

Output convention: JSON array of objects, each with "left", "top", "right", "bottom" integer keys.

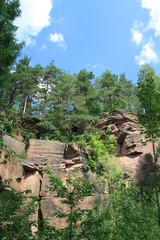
[
  {"left": 68, "top": 94, "right": 72, "bottom": 142},
  {"left": 109, "top": 95, "right": 112, "bottom": 112},
  {"left": 42, "top": 94, "right": 47, "bottom": 121},
  {"left": 28, "top": 94, "right": 33, "bottom": 114},
  {"left": 22, "top": 95, "right": 28, "bottom": 116},
  {"left": 9, "top": 88, "right": 16, "bottom": 104}
]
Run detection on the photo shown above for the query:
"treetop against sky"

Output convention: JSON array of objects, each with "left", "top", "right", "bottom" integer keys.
[{"left": 15, "top": 0, "right": 160, "bottom": 84}]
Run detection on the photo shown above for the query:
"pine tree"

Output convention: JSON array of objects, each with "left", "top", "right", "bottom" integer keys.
[
  {"left": 14, "top": 56, "right": 37, "bottom": 116},
  {"left": 0, "top": 0, "right": 23, "bottom": 77},
  {"left": 137, "top": 64, "right": 160, "bottom": 226},
  {"left": 38, "top": 60, "right": 63, "bottom": 121},
  {"left": 118, "top": 73, "right": 138, "bottom": 111},
  {"left": 97, "top": 70, "right": 119, "bottom": 112},
  {"left": 0, "top": 0, "right": 23, "bottom": 107},
  {"left": 73, "top": 69, "right": 98, "bottom": 134},
  {"left": 53, "top": 73, "right": 75, "bottom": 141}
]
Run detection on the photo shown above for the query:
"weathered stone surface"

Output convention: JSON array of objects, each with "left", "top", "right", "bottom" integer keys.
[
  {"left": 3, "top": 135, "right": 25, "bottom": 154},
  {"left": 65, "top": 144, "right": 86, "bottom": 170},
  {"left": 22, "top": 170, "right": 42, "bottom": 197},
  {"left": 96, "top": 110, "right": 154, "bottom": 182},
  {"left": 0, "top": 150, "right": 24, "bottom": 191},
  {"left": 0, "top": 137, "right": 92, "bottom": 228},
  {"left": 27, "top": 139, "right": 65, "bottom": 158},
  {"left": 41, "top": 197, "right": 68, "bottom": 228}
]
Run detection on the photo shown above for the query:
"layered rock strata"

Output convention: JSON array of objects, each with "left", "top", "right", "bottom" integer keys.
[
  {"left": 96, "top": 110, "right": 155, "bottom": 182},
  {"left": 0, "top": 136, "right": 94, "bottom": 228}
]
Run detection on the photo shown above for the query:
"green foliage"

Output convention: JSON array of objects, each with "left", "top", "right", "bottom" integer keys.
[
  {"left": 19, "top": 122, "right": 38, "bottom": 142},
  {"left": 97, "top": 71, "right": 137, "bottom": 112},
  {"left": 12, "top": 150, "right": 27, "bottom": 160},
  {"left": 79, "top": 182, "right": 160, "bottom": 240},
  {"left": 0, "top": 109, "right": 38, "bottom": 142},
  {"left": 0, "top": 0, "right": 23, "bottom": 77},
  {"left": 137, "top": 64, "right": 160, "bottom": 226},
  {"left": 0, "top": 54, "right": 138, "bottom": 143},
  {"left": 72, "top": 69, "right": 99, "bottom": 134},
  {"left": 46, "top": 170, "right": 96, "bottom": 240},
  {"left": 137, "top": 64, "right": 160, "bottom": 141},
  {"left": 0, "top": 107, "right": 20, "bottom": 137},
  {"left": 75, "top": 130, "right": 122, "bottom": 182},
  {"left": 36, "top": 220, "right": 61, "bottom": 240},
  {"left": 37, "top": 121, "right": 55, "bottom": 140},
  {"left": 0, "top": 180, "right": 37, "bottom": 240}
]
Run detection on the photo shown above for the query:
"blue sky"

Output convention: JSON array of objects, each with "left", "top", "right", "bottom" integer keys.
[{"left": 15, "top": 0, "right": 160, "bottom": 85}]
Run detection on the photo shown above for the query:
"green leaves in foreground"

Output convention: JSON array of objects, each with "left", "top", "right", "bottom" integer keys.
[
  {"left": 46, "top": 170, "right": 96, "bottom": 240},
  {"left": 80, "top": 183, "right": 160, "bottom": 240},
  {"left": 0, "top": 180, "right": 37, "bottom": 240}
]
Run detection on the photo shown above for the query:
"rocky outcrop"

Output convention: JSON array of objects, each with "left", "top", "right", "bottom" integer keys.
[
  {"left": 0, "top": 136, "right": 93, "bottom": 228},
  {"left": 0, "top": 110, "right": 156, "bottom": 228},
  {"left": 96, "top": 110, "right": 154, "bottom": 182}
]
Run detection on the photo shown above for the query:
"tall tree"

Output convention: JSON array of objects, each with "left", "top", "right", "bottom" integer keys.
[
  {"left": 0, "top": 58, "right": 42, "bottom": 116},
  {"left": 52, "top": 73, "right": 75, "bottom": 141},
  {"left": 137, "top": 64, "right": 160, "bottom": 226},
  {"left": 38, "top": 60, "right": 63, "bottom": 121},
  {"left": 73, "top": 69, "right": 98, "bottom": 134},
  {"left": 97, "top": 70, "right": 137, "bottom": 112},
  {"left": 0, "top": 0, "right": 23, "bottom": 108},
  {"left": 28, "top": 63, "right": 43, "bottom": 116},
  {"left": 118, "top": 73, "right": 138, "bottom": 110},
  {"left": 14, "top": 56, "right": 36, "bottom": 115},
  {"left": 97, "top": 70, "right": 119, "bottom": 112},
  {"left": 0, "top": 0, "right": 23, "bottom": 79}
]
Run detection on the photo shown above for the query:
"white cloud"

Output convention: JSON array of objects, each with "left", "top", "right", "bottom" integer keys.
[
  {"left": 141, "top": 0, "right": 160, "bottom": 36},
  {"left": 49, "top": 33, "right": 67, "bottom": 49},
  {"left": 131, "top": 1, "right": 160, "bottom": 66},
  {"left": 40, "top": 44, "right": 47, "bottom": 51},
  {"left": 131, "top": 29, "right": 143, "bottom": 45},
  {"left": 15, "top": 0, "right": 53, "bottom": 46},
  {"left": 92, "top": 64, "right": 103, "bottom": 70},
  {"left": 135, "top": 40, "right": 158, "bottom": 65}
]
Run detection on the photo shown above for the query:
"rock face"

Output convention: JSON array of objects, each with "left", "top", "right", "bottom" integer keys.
[
  {"left": 0, "top": 111, "right": 156, "bottom": 227},
  {"left": 96, "top": 110, "right": 154, "bottom": 182},
  {"left": 0, "top": 137, "right": 92, "bottom": 228},
  {"left": 3, "top": 135, "right": 25, "bottom": 154}
]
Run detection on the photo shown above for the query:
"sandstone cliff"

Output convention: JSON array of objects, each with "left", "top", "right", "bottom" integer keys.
[
  {"left": 0, "top": 110, "right": 155, "bottom": 227},
  {"left": 0, "top": 136, "right": 94, "bottom": 228}
]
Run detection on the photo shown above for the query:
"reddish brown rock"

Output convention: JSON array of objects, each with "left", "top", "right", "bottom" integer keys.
[
  {"left": 96, "top": 110, "right": 154, "bottom": 182},
  {"left": 65, "top": 144, "right": 86, "bottom": 170},
  {"left": 0, "top": 149, "right": 23, "bottom": 191},
  {"left": 0, "top": 137, "right": 90, "bottom": 228}
]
